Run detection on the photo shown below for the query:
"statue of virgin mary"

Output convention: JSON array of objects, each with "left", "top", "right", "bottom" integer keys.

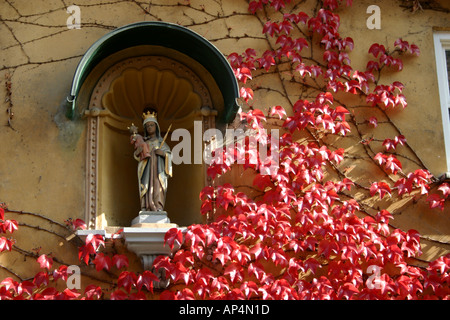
[{"left": 132, "top": 108, "right": 172, "bottom": 212}]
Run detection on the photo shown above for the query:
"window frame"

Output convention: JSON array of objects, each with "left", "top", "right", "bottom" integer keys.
[{"left": 433, "top": 31, "right": 450, "bottom": 172}]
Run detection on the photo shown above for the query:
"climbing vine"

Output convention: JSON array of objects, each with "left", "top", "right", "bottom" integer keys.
[
  {"left": 0, "top": 0, "right": 449, "bottom": 300},
  {"left": 400, "top": 0, "right": 450, "bottom": 13},
  {"left": 3, "top": 72, "right": 14, "bottom": 130}
]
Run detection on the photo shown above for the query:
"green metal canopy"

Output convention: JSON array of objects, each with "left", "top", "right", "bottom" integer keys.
[{"left": 67, "top": 21, "right": 240, "bottom": 123}]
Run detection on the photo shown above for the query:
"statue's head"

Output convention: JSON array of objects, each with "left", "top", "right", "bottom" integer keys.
[{"left": 142, "top": 106, "right": 161, "bottom": 139}]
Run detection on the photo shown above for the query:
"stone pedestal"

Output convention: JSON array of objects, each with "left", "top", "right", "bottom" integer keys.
[
  {"left": 122, "top": 226, "right": 175, "bottom": 269},
  {"left": 125, "top": 210, "right": 182, "bottom": 271},
  {"left": 131, "top": 210, "right": 173, "bottom": 227},
  {"left": 123, "top": 226, "right": 186, "bottom": 268}
]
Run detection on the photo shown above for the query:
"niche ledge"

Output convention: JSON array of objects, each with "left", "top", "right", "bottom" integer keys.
[
  {"left": 122, "top": 225, "right": 186, "bottom": 270},
  {"left": 76, "top": 225, "right": 186, "bottom": 270}
]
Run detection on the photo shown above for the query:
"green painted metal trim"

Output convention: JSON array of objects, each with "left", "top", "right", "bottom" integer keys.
[{"left": 68, "top": 21, "right": 240, "bottom": 123}]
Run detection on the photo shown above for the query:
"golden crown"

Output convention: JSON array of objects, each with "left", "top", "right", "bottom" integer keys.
[{"left": 142, "top": 110, "right": 157, "bottom": 120}]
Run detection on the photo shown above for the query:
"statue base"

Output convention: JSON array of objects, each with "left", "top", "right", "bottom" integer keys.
[{"left": 131, "top": 210, "right": 175, "bottom": 227}]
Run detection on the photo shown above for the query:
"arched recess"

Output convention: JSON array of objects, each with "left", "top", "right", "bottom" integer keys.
[
  {"left": 68, "top": 21, "right": 239, "bottom": 125},
  {"left": 69, "top": 22, "right": 240, "bottom": 230}
]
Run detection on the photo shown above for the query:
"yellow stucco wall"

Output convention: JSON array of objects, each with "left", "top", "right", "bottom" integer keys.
[{"left": 0, "top": 0, "right": 449, "bottom": 287}]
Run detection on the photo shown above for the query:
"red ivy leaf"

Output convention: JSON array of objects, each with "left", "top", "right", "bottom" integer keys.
[
  {"left": 112, "top": 254, "right": 129, "bottom": 269},
  {"left": 0, "top": 237, "right": 14, "bottom": 252},
  {"left": 270, "top": 0, "right": 288, "bottom": 11},
  {"left": 53, "top": 265, "right": 68, "bottom": 281},
  {"left": 1, "top": 277, "right": 17, "bottom": 293},
  {"left": 72, "top": 219, "right": 87, "bottom": 230},
  {"left": 382, "top": 139, "right": 397, "bottom": 151},
  {"left": 117, "top": 271, "right": 138, "bottom": 293},
  {"left": 85, "top": 233, "right": 104, "bottom": 251},
  {"left": 240, "top": 87, "right": 254, "bottom": 103},
  {"left": 234, "top": 67, "right": 253, "bottom": 83},
  {"left": 375, "top": 209, "right": 393, "bottom": 224},
  {"left": 370, "top": 182, "right": 392, "bottom": 199},
  {"left": 427, "top": 255, "right": 449, "bottom": 274},
  {"left": 304, "top": 258, "right": 321, "bottom": 274},
  {"left": 263, "top": 21, "right": 279, "bottom": 37},
  {"left": 248, "top": 0, "right": 263, "bottom": 14},
  {"left": 61, "top": 288, "right": 81, "bottom": 300},
  {"left": 136, "top": 270, "right": 159, "bottom": 293},
  {"left": 33, "top": 271, "right": 49, "bottom": 287},
  {"left": 78, "top": 243, "right": 96, "bottom": 265},
  {"left": 438, "top": 183, "right": 450, "bottom": 198},
  {"left": 318, "top": 239, "right": 339, "bottom": 259},
  {"left": 284, "top": 12, "right": 308, "bottom": 24},
  {"left": 33, "top": 287, "right": 59, "bottom": 300},
  {"left": 224, "top": 264, "right": 244, "bottom": 284},
  {"left": 1, "top": 219, "right": 18, "bottom": 234},
  {"left": 338, "top": 282, "right": 359, "bottom": 300},
  {"left": 368, "top": 116, "right": 378, "bottom": 127},
  {"left": 92, "top": 252, "right": 112, "bottom": 272},
  {"left": 409, "top": 44, "right": 420, "bottom": 56},
  {"left": 110, "top": 289, "right": 128, "bottom": 300},
  {"left": 366, "top": 60, "right": 380, "bottom": 72},
  {"left": 160, "top": 290, "right": 176, "bottom": 300},
  {"left": 164, "top": 227, "right": 184, "bottom": 250},
  {"left": 269, "top": 105, "right": 287, "bottom": 119},
  {"left": 258, "top": 51, "right": 276, "bottom": 71},
  {"left": 426, "top": 194, "right": 445, "bottom": 211},
  {"left": 84, "top": 284, "right": 102, "bottom": 300},
  {"left": 37, "top": 254, "right": 53, "bottom": 270},
  {"left": 17, "top": 281, "right": 36, "bottom": 297},
  {"left": 384, "top": 155, "right": 402, "bottom": 174},
  {"left": 394, "top": 38, "right": 409, "bottom": 51},
  {"left": 368, "top": 43, "right": 386, "bottom": 58}
]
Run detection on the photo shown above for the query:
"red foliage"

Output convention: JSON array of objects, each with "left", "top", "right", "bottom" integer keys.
[
  {"left": 0, "top": 0, "right": 449, "bottom": 301},
  {"left": 146, "top": 1, "right": 448, "bottom": 300}
]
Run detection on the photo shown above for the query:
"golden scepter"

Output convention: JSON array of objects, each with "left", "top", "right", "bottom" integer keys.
[{"left": 159, "top": 123, "right": 172, "bottom": 148}]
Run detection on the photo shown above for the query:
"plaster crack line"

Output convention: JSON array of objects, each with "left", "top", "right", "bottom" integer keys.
[{"left": 1, "top": 20, "right": 30, "bottom": 64}]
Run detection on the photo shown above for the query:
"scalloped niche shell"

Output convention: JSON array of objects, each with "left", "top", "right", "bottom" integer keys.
[{"left": 101, "top": 67, "right": 202, "bottom": 130}]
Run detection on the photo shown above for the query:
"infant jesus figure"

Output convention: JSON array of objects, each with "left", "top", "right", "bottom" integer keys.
[{"left": 128, "top": 123, "right": 151, "bottom": 161}]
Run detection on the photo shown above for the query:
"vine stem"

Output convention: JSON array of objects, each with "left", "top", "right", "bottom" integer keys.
[{"left": 5, "top": 209, "right": 69, "bottom": 230}]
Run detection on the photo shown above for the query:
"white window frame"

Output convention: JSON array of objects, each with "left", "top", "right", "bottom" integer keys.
[{"left": 433, "top": 32, "right": 450, "bottom": 172}]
